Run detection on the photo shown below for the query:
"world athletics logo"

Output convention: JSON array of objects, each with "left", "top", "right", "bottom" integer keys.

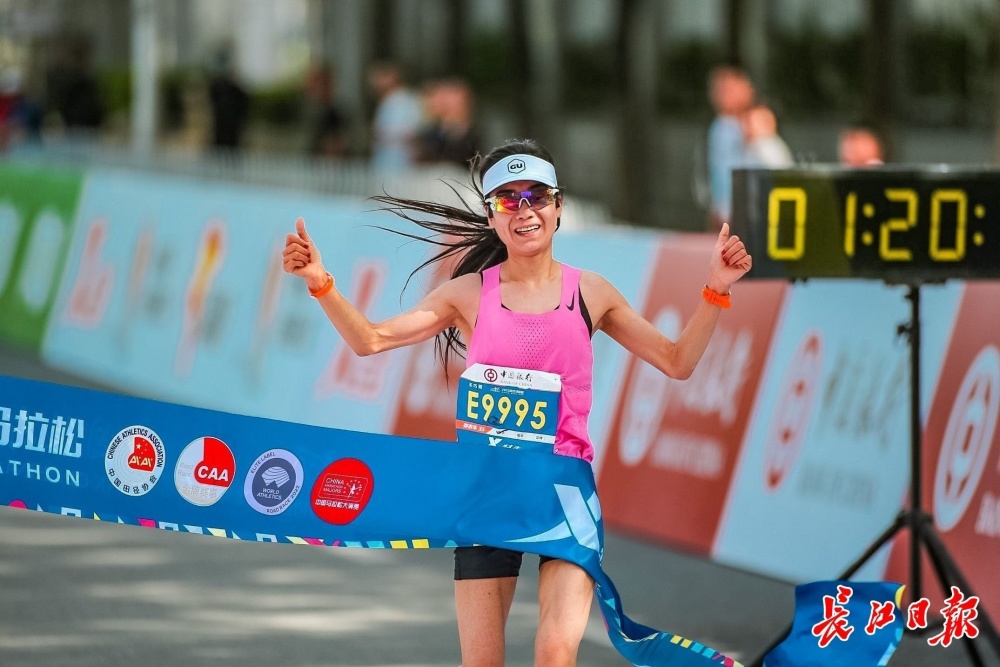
[{"left": 243, "top": 449, "right": 303, "bottom": 516}]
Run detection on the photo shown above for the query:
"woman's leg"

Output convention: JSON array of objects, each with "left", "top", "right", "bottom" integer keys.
[
  {"left": 454, "top": 547, "right": 522, "bottom": 667},
  {"left": 455, "top": 576, "right": 518, "bottom": 667},
  {"left": 534, "top": 559, "right": 594, "bottom": 667}
]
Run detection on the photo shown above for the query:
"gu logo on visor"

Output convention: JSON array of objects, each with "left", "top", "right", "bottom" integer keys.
[
  {"left": 507, "top": 159, "right": 526, "bottom": 173},
  {"left": 174, "top": 436, "right": 236, "bottom": 507}
]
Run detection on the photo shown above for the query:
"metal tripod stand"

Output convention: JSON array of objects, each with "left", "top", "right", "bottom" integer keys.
[{"left": 750, "top": 284, "right": 1000, "bottom": 667}]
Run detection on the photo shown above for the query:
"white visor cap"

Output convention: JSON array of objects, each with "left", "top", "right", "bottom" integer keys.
[{"left": 482, "top": 154, "right": 559, "bottom": 195}]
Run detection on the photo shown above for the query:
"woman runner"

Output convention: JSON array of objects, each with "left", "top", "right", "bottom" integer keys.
[{"left": 282, "top": 138, "right": 752, "bottom": 667}]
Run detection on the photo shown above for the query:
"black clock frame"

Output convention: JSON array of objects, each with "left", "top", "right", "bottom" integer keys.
[{"left": 732, "top": 166, "right": 1000, "bottom": 284}]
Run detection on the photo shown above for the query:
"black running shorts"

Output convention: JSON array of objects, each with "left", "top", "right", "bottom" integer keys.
[{"left": 453, "top": 545, "right": 557, "bottom": 580}]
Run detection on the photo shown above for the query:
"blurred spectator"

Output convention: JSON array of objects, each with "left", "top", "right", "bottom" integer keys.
[
  {"left": 417, "top": 78, "right": 480, "bottom": 169},
  {"left": 207, "top": 48, "right": 250, "bottom": 151},
  {"left": 303, "top": 62, "right": 348, "bottom": 158},
  {"left": 0, "top": 67, "right": 42, "bottom": 149},
  {"left": 838, "top": 128, "right": 884, "bottom": 167},
  {"left": 740, "top": 105, "right": 794, "bottom": 168},
  {"left": 47, "top": 37, "right": 104, "bottom": 133},
  {"left": 368, "top": 61, "right": 422, "bottom": 171},
  {"left": 706, "top": 66, "right": 755, "bottom": 229}
]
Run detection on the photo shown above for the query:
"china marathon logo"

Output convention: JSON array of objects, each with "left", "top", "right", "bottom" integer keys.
[{"left": 310, "top": 458, "right": 374, "bottom": 525}]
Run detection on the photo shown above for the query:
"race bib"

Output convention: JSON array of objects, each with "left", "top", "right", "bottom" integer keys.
[{"left": 456, "top": 364, "right": 560, "bottom": 450}]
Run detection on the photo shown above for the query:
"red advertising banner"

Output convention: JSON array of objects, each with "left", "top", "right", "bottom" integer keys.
[
  {"left": 886, "top": 282, "right": 1000, "bottom": 624},
  {"left": 388, "top": 261, "right": 464, "bottom": 442},
  {"left": 596, "top": 235, "right": 787, "bottom": 553},
  {"left": 388, "top": 337, "right": 462, "bottom": 441}
]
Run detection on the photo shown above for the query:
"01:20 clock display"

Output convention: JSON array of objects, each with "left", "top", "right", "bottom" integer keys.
[{"left": 731, "top": 168, "right": 1000, "bottom": 282}]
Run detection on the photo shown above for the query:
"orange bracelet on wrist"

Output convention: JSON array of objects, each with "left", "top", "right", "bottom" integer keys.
[
  {"left": 702, "top": 285, "right": 731, "bottom": 309},
  {"left": 309, "top": 272, "right": 334, "bottom": 298}
]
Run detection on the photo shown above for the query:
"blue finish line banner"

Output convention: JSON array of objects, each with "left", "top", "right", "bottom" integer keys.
[{"left": 0, "top": 375, "right": 901, "bottom": 666}]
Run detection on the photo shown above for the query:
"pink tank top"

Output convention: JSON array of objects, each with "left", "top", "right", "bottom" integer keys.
[{"left": 466, "top": 263, "right": 595, "bottom": 462}]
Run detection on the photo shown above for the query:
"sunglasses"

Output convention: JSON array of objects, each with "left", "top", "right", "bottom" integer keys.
[{"left": 484, "top": 188, "right": 561, "bottom": 214}]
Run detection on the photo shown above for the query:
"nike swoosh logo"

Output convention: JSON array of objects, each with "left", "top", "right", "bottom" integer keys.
[{"left": 566, "top": 291, "right": 576, "bottom": 311}]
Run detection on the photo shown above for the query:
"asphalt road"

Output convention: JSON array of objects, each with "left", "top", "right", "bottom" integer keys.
[{"left": 0, "top": 347, "right": 984, "bottom": 666}]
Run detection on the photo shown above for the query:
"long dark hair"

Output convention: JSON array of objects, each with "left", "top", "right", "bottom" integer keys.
[{"left": 371, "top": 138, "right": 558, "bottom": 373}]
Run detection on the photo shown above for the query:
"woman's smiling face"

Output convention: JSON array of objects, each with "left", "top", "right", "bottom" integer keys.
[{"left": 485, "top": 179, "right": 561, "bottom": 255}]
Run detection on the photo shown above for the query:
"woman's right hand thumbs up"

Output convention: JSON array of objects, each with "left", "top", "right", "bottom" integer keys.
[{"left": 283, "top": 217, "right": 330, "bottom": 292}]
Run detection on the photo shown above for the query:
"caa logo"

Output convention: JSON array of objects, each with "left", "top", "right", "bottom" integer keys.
[
  {"left": 106, "top": 425, "right": 166, "bottom": 497},
  {"left": 507, "top": 158, "right": 526, "bottom": 174},
  {"left": 934, "top": 346, "right": 999, "bottom": 531},
  {"left": 244, "top": 449, "right": 303, "bottom": 516},
  {"left": 174, "top": 436, "right": 236, "bottom": 507}
]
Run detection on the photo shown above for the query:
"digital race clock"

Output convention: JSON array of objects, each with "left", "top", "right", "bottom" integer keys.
[{"left": 730, "top": 167, "right": 1000, "bottom": 282}]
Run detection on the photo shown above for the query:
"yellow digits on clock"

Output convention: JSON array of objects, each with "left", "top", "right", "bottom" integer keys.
[{"left": 881, "top": 189, "right": 917, "bottom": 261}]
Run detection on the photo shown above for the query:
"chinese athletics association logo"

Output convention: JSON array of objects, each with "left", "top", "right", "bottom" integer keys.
[
  {"left": 105, "top": 425, "right": 166, "bottom": 497},
  {"left": 174, "top": 436, "right": 236, "bottom": 507},
  {"left": 243, "top": 449, "right": 303, "bottom": 516},
  {"left": 310, "top": 458, "right": 374, "bottom": 525}
]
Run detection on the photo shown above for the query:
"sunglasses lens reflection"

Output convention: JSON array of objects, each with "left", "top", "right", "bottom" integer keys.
[{"left": 490, "top": 189, "right": 558, "bottom": 213}]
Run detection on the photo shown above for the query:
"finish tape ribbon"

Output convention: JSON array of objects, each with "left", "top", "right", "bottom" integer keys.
[{"left": 0, "top": 374, "right": 903, "bottom": 666}]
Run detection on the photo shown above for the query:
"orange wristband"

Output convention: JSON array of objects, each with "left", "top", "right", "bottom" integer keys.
[
  {"left": 309, "top": 273, "right": 334, "bottom": 298},
  {"left": 702, "top": 286, "right": 731, "bottom": 309}
]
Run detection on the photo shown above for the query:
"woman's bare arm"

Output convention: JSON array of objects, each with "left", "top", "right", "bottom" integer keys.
[
  {"left": 282, "top": 217, "right": 476, "bottom": 356},
  {"left": 589, "top": 223, "right": 751, "bottom": 379}
]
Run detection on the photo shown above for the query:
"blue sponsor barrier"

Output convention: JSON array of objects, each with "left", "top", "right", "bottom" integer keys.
[{"left": 0, "top": 374, "right": 902, "bottom": 665}]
